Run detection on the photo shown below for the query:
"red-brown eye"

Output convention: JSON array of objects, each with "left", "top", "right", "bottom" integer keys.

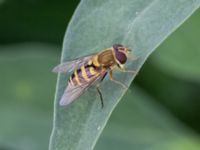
[
  {"left": 115, "top": 51, "right": 127, "bottom": 64},
  {"left": 113, "top": 44, "right": 127, "bottom": 64}
]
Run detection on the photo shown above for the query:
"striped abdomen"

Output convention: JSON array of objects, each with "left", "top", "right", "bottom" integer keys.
[{"left": 69, "top": 64, "right": 101, "bottom": 86}]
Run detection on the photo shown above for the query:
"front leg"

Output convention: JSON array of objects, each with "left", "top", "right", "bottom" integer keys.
[
  {"left": 109, "top": 70, "right": 128, "bottom": 90},
  {"left": 117, "top": 64, "right": 136, "bottom": 74}
]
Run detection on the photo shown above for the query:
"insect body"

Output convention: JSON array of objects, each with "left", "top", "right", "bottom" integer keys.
[{"left": 53, "top": 44, "right": 134, "bottom": 107}]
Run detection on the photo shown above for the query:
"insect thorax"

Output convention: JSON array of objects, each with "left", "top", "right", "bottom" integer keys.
[{"left": 97, "top": 49, "right": 116, "bottom": 67}]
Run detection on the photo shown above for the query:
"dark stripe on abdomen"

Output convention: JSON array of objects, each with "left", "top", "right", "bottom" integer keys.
[
  {"left": 77, "top": 68, "right": 86, "bottom": 84},
  {"left": 85, "top": 66, "right": 93, "bottom": 78},
  {"left": 70, "top": 67, "right": 88, "bottom": 86},
  {"left": 69, "top": 64, "right": 100, "bottom": 86}
]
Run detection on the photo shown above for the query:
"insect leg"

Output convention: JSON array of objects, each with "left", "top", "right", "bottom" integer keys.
[
  {"left": 121, "top": 69, "right": 136, "bottom": 73},
  {"left": 96, "top": 85, "right": 104, "bottom": 108},
  {"left": 96, "top": 72, "right": 107, "bottom": 108},
  {"left": 117, "top": 64, "right": 136, "bottom": 74},
  {"left": 127, "top": 55, "right": 139, "bottom": 61},
  {"left": 109, "top": 70, "right": 128, "bottom": 90}
]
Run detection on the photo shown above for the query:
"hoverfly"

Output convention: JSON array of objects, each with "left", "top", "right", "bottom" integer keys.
[{"left": 53, "top": 44, "right": 135, "bottom": 108}]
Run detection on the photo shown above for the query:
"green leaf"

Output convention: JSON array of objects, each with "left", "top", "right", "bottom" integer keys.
[
  {"left": 135, "top": 62, "right": 200, "bottom": 129},
  {"left": 0, "top": 43, "right": 58, "bottom": 150},
  {"left": 49, "top": 0, "right": 200, "bottom": 150},
  {"left": 150, "top": 9, "right": 200, "bottom": 82},
  {"left": 95, "top": 87, "right": 200, "bottom": 150}
]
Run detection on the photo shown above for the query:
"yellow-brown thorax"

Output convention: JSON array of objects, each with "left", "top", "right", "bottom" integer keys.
[{"left": 90, "top": 48, "right": 117, "bottom": 69}]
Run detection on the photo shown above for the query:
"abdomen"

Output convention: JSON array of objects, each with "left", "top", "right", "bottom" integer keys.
[{"left": 69, "top": 64, "right": 101, "bottom": 86}]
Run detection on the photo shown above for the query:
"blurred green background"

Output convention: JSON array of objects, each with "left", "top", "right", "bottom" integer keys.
[{"left": 0, "top": 0, "right": 200, "bottom": 150}]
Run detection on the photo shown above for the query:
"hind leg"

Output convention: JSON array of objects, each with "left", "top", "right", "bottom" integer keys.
[
  {"left": 96, "top": 85, "right": 104, "bottom": 108},
  {"left": 96, "top": 72, "right": 107, "bottom": 108}
]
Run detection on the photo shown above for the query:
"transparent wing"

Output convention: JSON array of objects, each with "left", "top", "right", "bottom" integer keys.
[
  {"left": 59, "top": 71, "right": 107, "bottom": 106},
  {"left": 52, "top": 53, "right": 96, "bottom": 73}
]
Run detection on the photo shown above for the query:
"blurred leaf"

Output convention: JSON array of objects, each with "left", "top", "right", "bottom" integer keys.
[
  {"left": 135, "top": 61, "right": 200, "bottom": 132},
  {"left": 135, "top": 9, "right": 200, "bottom": 132},
  {"left": 0, "top": 0, "right": 79, "bottom": 44},
  {"left": 95, "top": 87, "right": 200, "bottom": 150},
  {"left": 49, "top": 0, "right": 200, "bottom": 150},
  {"left": 0, "top": 43, "right": 58, "bottom": 150},
  {"left": 0, "top": 0, "right": 5, "bottom": 5},
  {"left": 150, "top": 9, "right": 200, "bottom": 82}
]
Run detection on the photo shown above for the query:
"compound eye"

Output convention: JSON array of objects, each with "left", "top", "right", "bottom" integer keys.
[{"left": 115, "top": 51, "right": 127, "bottom": 64}]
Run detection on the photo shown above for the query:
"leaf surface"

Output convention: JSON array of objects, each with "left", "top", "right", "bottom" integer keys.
[
  {"left": 95, "top": 87, "right": 200, "bottom": 150},
  {"left": 49, "top": 1, "right": 200, "bottom": 150}
]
